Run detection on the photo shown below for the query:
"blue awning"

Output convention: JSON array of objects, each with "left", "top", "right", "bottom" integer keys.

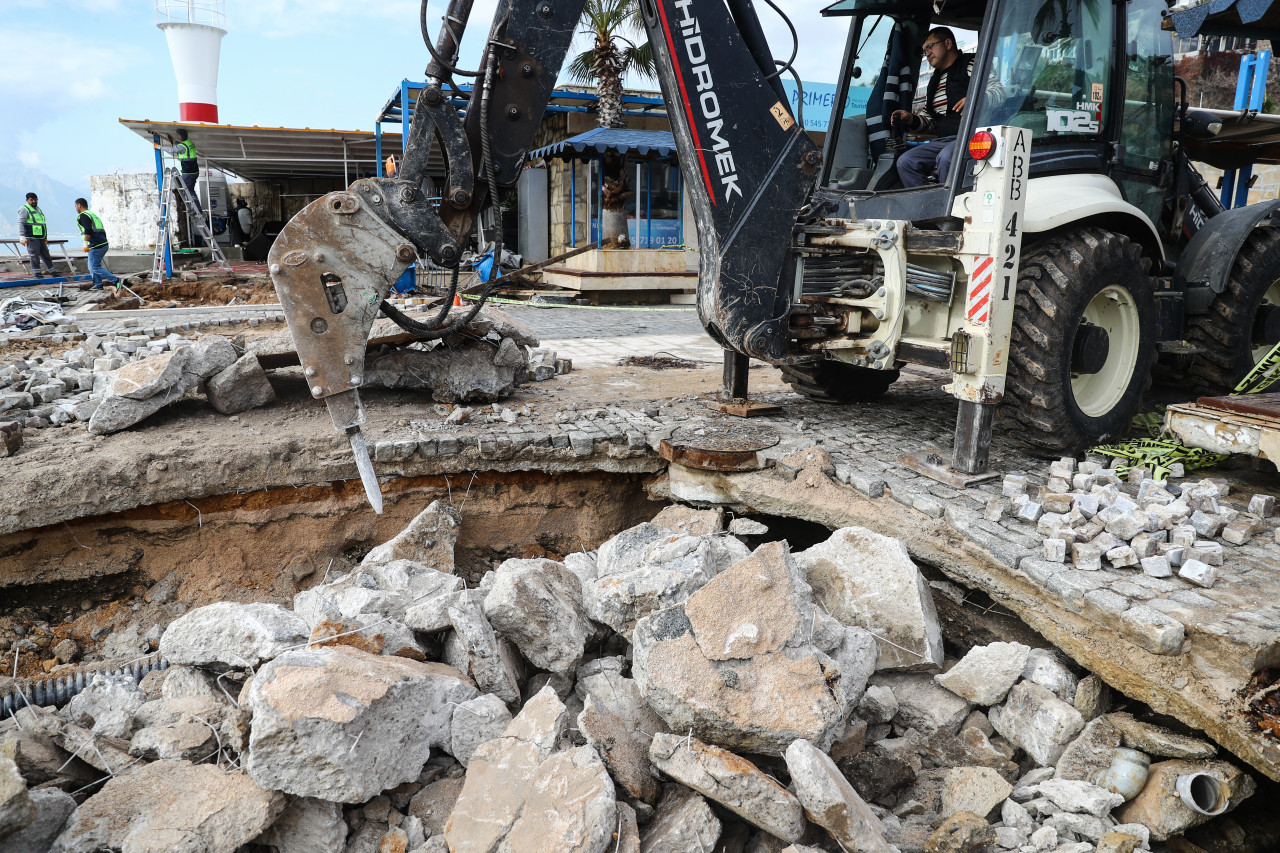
[
  {"left": 1168, "top": 0, "right": 1280, "bottom": 39},
  {"left": 529, "top": 128, "right": 678, "bottom": 161}
]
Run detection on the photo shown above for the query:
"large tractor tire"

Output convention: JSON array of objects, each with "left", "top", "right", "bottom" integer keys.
[
  {"left": 1184, "top": 227, "right": 1280, "bottom": 395},
  {"left": 1000, "top": 228, "right": 1157, "bottom": 455},
  {"left": 780, "top": 359, "right": 900, "bottom": 403}
]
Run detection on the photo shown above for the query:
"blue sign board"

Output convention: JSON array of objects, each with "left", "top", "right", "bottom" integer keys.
[{"left": 780, "top": 80, "right": 871, "bottom": 134}]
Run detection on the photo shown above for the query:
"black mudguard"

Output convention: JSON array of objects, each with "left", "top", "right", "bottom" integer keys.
[
  {"left": 640, "top": 0, "right": 820, "bottom": 362},
  {"left": 1175, "top": 199, "right": 1280, "bottom": 295}
]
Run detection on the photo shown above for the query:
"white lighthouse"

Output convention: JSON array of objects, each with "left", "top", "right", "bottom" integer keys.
[{"left": 157, "top": 0, "right": 226, "bottom": 123}]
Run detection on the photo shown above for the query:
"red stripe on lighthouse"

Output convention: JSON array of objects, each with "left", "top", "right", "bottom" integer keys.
[{"left": 180, "top": 102, "right": 218, "bottom": 123}]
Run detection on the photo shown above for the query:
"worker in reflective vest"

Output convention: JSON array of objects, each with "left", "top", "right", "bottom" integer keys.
[
  {"left": 75, "top": 198, "right": 121, "bottom": 289},
  {"left": 161, "top": 128, "right": 205, "bottom": 216},
  {"left": 17, "top": 192, "right": 58, "bottom": 278}
]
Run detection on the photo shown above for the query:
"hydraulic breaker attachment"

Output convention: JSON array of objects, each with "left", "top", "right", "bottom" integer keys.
[{"left": 268, "top": 178, "right": 461, "bottom": 513}]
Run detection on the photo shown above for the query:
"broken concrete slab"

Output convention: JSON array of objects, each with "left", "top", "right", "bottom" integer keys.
[
  {"left": 128, "top": 717, "right": 216, "bottom": 761},
  {"left": 253, "top": 796, "right": 347, "bottom": 853},
  {"left": 633, "top": 542, "right": 850, "bottom": 754},
  {"left": 637, "top": 786, "right": 722, "bottom": 852},
  {"left": 1035, "top": 778, "right": 1125, "bottom": 817},
  {"left": 1107, "top": 712, "right": 1216, "bottom": 759},
  {"left": 445, "top": 686, "right": 616, "bottom": 853},
  {"left": 651, "top": 504, "right": 724, "bottom": 536},
  {"left": 362, "top": 499, "right": 462, "bottom": 573},
  {"left": 578, "top": 696, "right": 660, "bottom": 806},
  {"left": 4, "top": 788, "right": 77, "bottom": 853},
  {"left": 363, "top": 337, "right": 527, "bottom": 404},
  {"left": 108, "top": 346, "right": 190, "bottom": 400},
  {"left": 88, "top": 337, "right": 237, "bottom": 434},
  {"left": 244, "top": 646, "right": 477, "bottom": 802},
  {"left": 483, "top": 557, "right": 590, "bottom": 673},
  {"left": 449, "top": 692, "right": 513, "bottom": 767},
  {"left": 1021, "top": 649, "right": 1078, "bottom": 704},
  {"left": 590, "top": 522, "right": 750, "bottom": 636},
  {"left": 160, "top": 601, "right": 310, "bottom": 670},
  {"left": 1054, "top": 716, "right": 1123, "bottom": 783},
  {"left": 205, "top": 352, "right": 275, "bottom": 415},
  {"left": 50, "top": 759, "right": 286, "bottom": 853},
  {"left": 990, "top": 681, "right": 1085, "bottom": 768},
  {"left": 923, "top": 810, "right": 996, "bottom": 853},
  {"left": 785, "top": 737, "right": 892, "bottom": 853},
  {"left": 649, "top": 732, "right": 806, "bottom": 842},
  {"left": 872, "top": 673, "right": 971, "bottom": 735},
  {"left": 797, "top": 526, "right": 944, "bottom": 672},
  {"left": 939, "top": 766, "right": 1013, "bottom": 818},
  {"left": 934, "top": 642, "right": 1031, "bottom": 706},
  {"left": 575, "top": 657, "right": 670, "bottom": 750},
  {"left": 64, "top": 672, "right": 147, "bottom": 738},
  {"left": 0, "top": 753, "right": 34, "bottom": 839},
  {"left": 443, "top": 599, "right": 523, "bottom": 704},
  {"left": 409, "top": 776, "right": 465, "bottom": 839}
]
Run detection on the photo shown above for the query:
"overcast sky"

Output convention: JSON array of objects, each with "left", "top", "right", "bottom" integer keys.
[{"left": 1, "top": 0, "right": 853, "bottom": 192}]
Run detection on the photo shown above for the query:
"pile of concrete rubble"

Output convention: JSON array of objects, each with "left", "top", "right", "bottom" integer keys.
[
  {"left": 0, "top": 308, "right": 548, "bottom": 455},
  {"left": 0, "top": 502, "right": 1256, "bottom": 853}
]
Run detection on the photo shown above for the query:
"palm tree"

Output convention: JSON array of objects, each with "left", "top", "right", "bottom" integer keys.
[
  {"left": 567, "top": 0, "right": 656, "bottom": 244},
  {"left": 567, "top": 0, "right": 655, "bottom": 129}
]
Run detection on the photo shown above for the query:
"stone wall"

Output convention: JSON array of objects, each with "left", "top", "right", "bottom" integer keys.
[
  {"left": 90, "top": 173, "right": 158, "bottom": 252},
  {"left": 1195, "top": 161, "right": 1280, "bottom": 204}
]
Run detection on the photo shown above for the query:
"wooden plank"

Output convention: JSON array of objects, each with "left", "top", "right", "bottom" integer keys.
[{"left": 1196, "top": 392, "right": 1280, "bottom": 419}]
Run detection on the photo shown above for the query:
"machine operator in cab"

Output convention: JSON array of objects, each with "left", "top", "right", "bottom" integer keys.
[{"left": 891, "top": 27, "right": 1001, "bottom": 188}]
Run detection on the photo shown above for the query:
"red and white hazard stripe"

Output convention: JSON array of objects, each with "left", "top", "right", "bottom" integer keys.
[{"left": 966, "top": 256, "right": 994, "bottom": 324}]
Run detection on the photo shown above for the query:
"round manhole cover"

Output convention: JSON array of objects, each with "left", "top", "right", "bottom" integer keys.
[{"left": 660, "top": 421, "right": 779, "bottom": 471}]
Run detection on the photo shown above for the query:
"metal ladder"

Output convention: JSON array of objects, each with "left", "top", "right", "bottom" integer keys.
[{"left": 151, "top": 168, "right": 232, "bottom": 282}]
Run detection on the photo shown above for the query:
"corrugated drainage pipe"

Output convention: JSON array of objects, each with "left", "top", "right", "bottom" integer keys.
[
  {"left": 1175, "top": 772, "right": 1230, "bottom": 816},
  {"left": 1, "top": 653, "right": 170, "bottom": 719}
]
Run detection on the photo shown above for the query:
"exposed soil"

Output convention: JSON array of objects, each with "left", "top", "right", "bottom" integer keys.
[
  {"left": 0, "top": 358, "right": 782, "bottom": 680},
  {"left": 114, "top": 274, "right": 277, "bottom": 307}
]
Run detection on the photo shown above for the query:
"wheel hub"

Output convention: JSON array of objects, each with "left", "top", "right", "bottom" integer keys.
[
  {"left": 1072, "top": 324, "right": 1111, "bottom": 375},
  {"left": 1253, "top": 303, "right": 1280, "bottom": 348}
]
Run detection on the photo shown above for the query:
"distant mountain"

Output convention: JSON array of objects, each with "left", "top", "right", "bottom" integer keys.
[{"left": 0, "top": 164, "right": 89, "bottom": 240}]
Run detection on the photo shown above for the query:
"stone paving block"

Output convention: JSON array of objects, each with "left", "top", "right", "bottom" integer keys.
[
  {"left": 913, "top": 495, "right": 944, "bottom": 518},
  {"left": 1222, "top": 521, "right": 1254, "bottom": 546},
  {"left": 1043, "top": 538, "right": 1067, "bottom": 563},
  {"left": 1169, "top": 590, "right": 1217, "bottom": 609},
  {"left": 1020, "top": 558, "right": 1067, "bottom": 585},
  {"left": 1119, "top": 606, "right": 1185, "bottom": 655},
  {"left": 1248, "top": 494, "right": 1274, "bottom": 518},
  {"left": 1072, "top": 543, "right": 1103, "bottom": 571},
  {"left": 1044, "top": 493, "right": 1074, "bottom": 514},
  {"left": 1047, "top": 569, "right": 1108, "bottom": 600},
  {"left": 1140, "top": 555, "right": 1172, "bottom": 578},
  {"left": 1106, "top": 546, "right": 1138, "bottom": 569},
  {"left": 1178, "top": 560, "right": 1217, "bottom": 589},
  {"left": 1083, "top": 589, "right": 1130, "bottom": 622},
  {"left": 1186, "top": 541, "right": 1223, "bottom": 566},
  {"left": 1110, "top": 580, "right": 1155, "bottom": 601}
]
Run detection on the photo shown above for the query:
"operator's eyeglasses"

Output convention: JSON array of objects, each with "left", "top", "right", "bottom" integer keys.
[{"left": 922, "top": 39, "right": 944, "bottom": 55}]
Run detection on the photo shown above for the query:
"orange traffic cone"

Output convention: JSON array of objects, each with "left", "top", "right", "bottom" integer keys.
[{"left": 453, "top": 293, "right": 462, "bottom": 306}]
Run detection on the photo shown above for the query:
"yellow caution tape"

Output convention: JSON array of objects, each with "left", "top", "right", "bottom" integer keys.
[
  {"left": 1091, "top": 435, "right": 1227, "bottom": 483},
  {"left": 1233, "top": 339, "right": 1280, "bottom": 395}
]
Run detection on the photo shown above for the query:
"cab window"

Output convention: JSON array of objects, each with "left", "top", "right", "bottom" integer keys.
[
  {"left": 825, "top": 15, "right": 907, "bottom": 189},
  {"left": 976, "top": 0, "right": 1114, "bottom": 140}
]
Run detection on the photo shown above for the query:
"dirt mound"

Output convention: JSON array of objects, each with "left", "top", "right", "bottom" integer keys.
[{"left": 125, "top": 276, "right": 277, "bottom": 308}]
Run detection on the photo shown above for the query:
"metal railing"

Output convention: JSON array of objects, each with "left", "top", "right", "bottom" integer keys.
[{"left": 156, "top": 0, "right": 226, "bottom": 28}]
